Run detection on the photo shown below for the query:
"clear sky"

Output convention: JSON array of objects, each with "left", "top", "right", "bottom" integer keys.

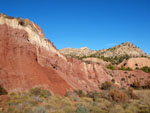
[{"left": 0, "top": 0, "right": 150, "bottom": 54}]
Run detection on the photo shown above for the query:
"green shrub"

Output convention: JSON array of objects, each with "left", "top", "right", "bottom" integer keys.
[
  {"left": 101, "top": 81, "right": 113, "bottom": 90},
  {"left": 140, "top": 66, "right": 150, "bottom": 73},
  {"left": 74, "top": 90, "right": 86, "bottom": 97},
  {"left": 75, "top": 97, "right": 93, "bottom": 109},
  {"left": 119, "top": 66, "right": 132, "bottom": 71},
  {"left": 0, "top": 85, "right": 7, "bottom": 95},
  {"left": 86, "top": 91, "right": 100, "bottom": 101},
  {"left": 107, "top": 64, "right": 116, "bottom": 70},
  {"left": 29, "top": 87, "right": 51, "bottom": 98},
  {"left": 90, "top": 106, "right": 103, "bottom": 113},
  {"left": 75, "top": 106, "right": 89, "bottom": 113},
  {"left": 61, "top": 97, "right": 73, "bottom": 108},
  {"left": 79, "top": 55, "right": 130, "bottom": 65},
  {"left": 65, "top": 91, "right": 79, "bottom": 101},
  {"left": 63, "top": 106, "right": 75, "bottom": 113},
  {"left": 100, "top": 55, "right": 130, "bottom": 65}
]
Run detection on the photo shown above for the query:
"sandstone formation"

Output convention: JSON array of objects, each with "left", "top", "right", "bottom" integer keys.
[
  {"left": 118, "top": 57, "right": 150, "bottom": 69},
  {"left": 0, "top": 14, "right": 72, "bottom": 95},
  {"left": 0, "top": 14, "right": 149, "bottom": 95}
]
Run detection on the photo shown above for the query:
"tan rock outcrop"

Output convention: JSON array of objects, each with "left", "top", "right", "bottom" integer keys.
[
  {"left": 118, "top": 57, "right": 150, "bottom": 69},
  {"left": 60, "top": 47, "right": 97, "bottom": 57}
]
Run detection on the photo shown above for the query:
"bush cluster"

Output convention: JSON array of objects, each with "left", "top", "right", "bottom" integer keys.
[
  {"left": 101, "top": 81, "right": 113, "bottom": 90},
  {"left": 107, "top": 64, "right": 116, "bottom": 70},
  {"left": 75, "top": 106, "right": 89, "bottom": 113},
  {"left": 119, "top": 66, "right": 133, "bottom": 71},
  {"left": 100, "top": 55, "right": 130, "bottom": 65},
  {"left": 29, "top": 87, "right": 51, "bottom": 98},
  {"left": 140, "top": 66, "right": 150, "bottom": 73},
  {"left": 79, "top": 54, "right": 130, "bottom": 65},
  {"left": 109, "top": 89, "right": 129, "bottom": 103},
  {"left": 74, "top": 90, "right": 86, "bottom": 97},
  {"left": 1, "top": 87, "right": 150, "bottom": 113},
  {"left": 130, "top": 80, "right": 141, "bottom": 89},
  {"left": 0, "top": 85, "right": 7, "bottom": 95}
]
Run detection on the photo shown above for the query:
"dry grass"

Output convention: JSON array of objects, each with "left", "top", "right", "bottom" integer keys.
[
  {"left": 0, "top": 89, "right": 150, "bottom": 113},
  {"left": 134, "top": 90, "right": 150, "bottom": 102}
]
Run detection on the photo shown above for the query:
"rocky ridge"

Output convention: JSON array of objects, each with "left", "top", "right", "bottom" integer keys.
[
  {"left": 60, "top": 47, "right": 97, "bottom": 57},
  {"left": 60, "top": 42, "right": 148, "bottom": 58}
]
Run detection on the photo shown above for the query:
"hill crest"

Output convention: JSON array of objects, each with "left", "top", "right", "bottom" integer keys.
[{"left": 60, "top": 42, "right": 148, "bottom": 58}]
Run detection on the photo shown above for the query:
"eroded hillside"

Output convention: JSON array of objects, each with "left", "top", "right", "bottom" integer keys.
[{"left": 0, "top": 14, "right": 149, "bottom": 95}]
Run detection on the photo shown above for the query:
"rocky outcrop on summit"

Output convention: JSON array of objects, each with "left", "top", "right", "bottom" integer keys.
[
  {"left": 0, "top": 14, "right": 149, "bottom": 95},
  {"left": 94, "top": 42, "right": 148, "bottom": 58},
  {"left": 60, "top": 47, "right": 97, "bottom": 57}
]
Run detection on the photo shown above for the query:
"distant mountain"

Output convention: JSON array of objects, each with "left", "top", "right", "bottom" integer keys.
[
  {"left": 60, "top": 42, "right": 148, "bottom": 58},
  {"left": 94, "top": 42, "right": 148, "bottom": 58},
  {"left": 59, "top": 47, "right": 97, "bottom": 58}
]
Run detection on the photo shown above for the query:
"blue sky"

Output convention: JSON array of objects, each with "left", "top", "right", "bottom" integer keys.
[{"left": 0, "top": 0, "right": 150, "bottom": 54}]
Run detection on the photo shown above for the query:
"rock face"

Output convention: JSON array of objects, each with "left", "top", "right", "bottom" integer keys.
[
  {"left": 0, "top": 14, "right": 72, "bottom": 95},
  {"left": 60, "top": 47, "right": 97, "bottom": 57},
  {"left": 60, "top": 42, "right": 148, "bottom": 58},
  {"left": 118, "top": 58, "right": 150, "bottom": 69},
  {"left": 0, "top": 14, "right": 149, "bottom": 95}
]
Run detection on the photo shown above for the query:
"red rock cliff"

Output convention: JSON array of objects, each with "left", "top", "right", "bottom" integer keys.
[{"left": 0, "top": 14, "right": 149, "bottom": 95}]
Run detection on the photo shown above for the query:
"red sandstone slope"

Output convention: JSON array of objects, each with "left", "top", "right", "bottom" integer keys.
[
  {"left": 0, "top": 14, "right": 149, "bottom": 95},
  {"left": 0, "top": 16, "right": 72, "bottom": 95}
]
